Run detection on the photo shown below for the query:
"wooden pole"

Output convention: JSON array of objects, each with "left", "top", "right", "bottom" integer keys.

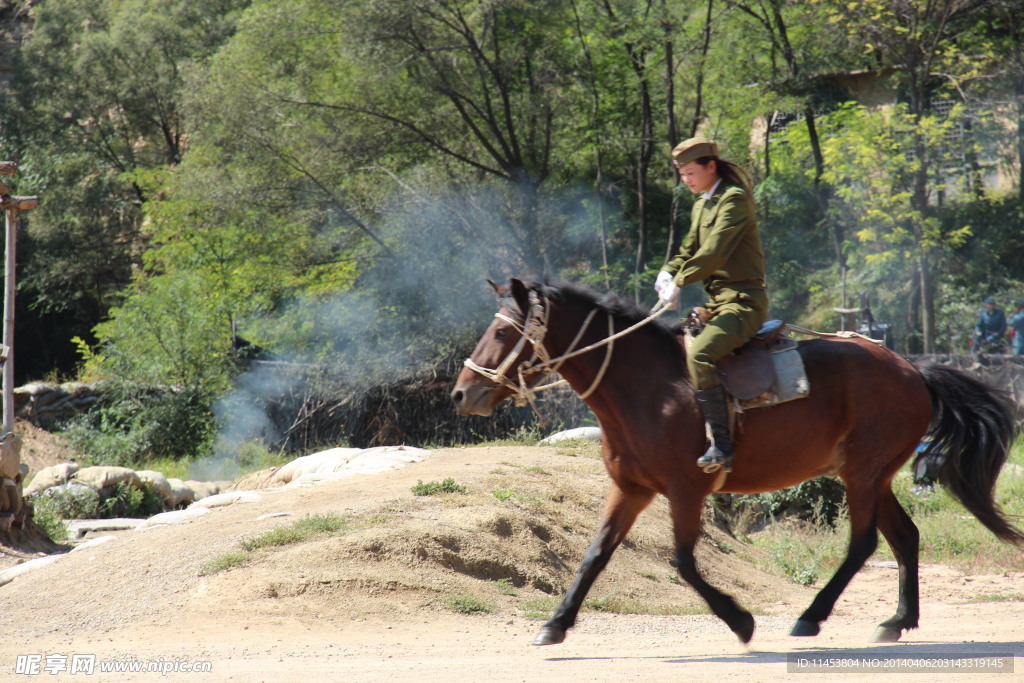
[
  {"left": 0, "top": 160, "right": 38, "bottom": 531},
  {"left": 3, "top": 206, "right": 14, "bottom": 435}
]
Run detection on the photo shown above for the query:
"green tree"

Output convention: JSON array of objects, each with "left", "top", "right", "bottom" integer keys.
[
  {"left": 6, "top": 0, "right": 248, "bottom": 378},
  {"left": 827, "top": 0, "right": 995, "bottom": 352},
  {"left": 818, "top": 103, "right": 972, "bottom": 348}
]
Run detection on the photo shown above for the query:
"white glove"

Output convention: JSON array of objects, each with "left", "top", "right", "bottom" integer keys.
[
  {"left": 654, "top": 270, "right": 673, "bottom": 294},
  {"left": 654, "top": 270, "right": 679, "bottom": 308}
]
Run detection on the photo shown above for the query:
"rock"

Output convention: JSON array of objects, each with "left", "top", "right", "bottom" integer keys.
[
  {"left": 63, "top": 518, "right": 144, "bottom": 539},
  {"left": 274, "top": 446, "right": 430, "bottom": 488},
  {"left": 190, "top": 491, "right": 261, "bottom": 509},
  {"left": 135, "top": 507, "right": 210, "bottom": 530},
  {"left": 539, "top": 427, "right": 602, "bottom": 445}
]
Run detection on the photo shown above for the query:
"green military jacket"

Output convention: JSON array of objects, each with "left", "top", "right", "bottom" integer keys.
[{"left": 664, "top": 183, "right": 766, "bottom": 308}]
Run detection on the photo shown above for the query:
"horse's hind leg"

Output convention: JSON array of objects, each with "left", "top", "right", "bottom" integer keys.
[
  {"left": 872, "top": 487, "right": 920, "bottom": 642},
  {"left": 791, "top": 483, "right": 879, "bottom": 637},
  {"left": 532, "top": 483, "right": 654, "bottom": 646},
  {"left": 671, "top": 497, "right": 755, "bottom": 643}
]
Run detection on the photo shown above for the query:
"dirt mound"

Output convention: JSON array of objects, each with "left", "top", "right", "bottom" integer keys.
[
  {"left": 15, "top": 418, "right": 79, "bottom": 477},
  {"left": 0, "top": 444, "right": 808, "bottom": 638},
  {"left": 211, "top": 453, "right": 801, "bottom": 624}
]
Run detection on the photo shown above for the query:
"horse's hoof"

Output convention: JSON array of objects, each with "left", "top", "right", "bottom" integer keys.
[
  {"left": 870, "top": 625, "right": 902, "bottom": 643},
  {"left": 532, "top": 626, "right": 566, "bottom": 646},
  {"left": 790, "top": 620, "right": 820, "bottom": 637},
  {"left": 734, "top": 612, "right": 755, "bottom": 643}
]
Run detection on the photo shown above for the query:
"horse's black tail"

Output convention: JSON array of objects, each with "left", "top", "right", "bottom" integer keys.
[{"left": 919, "top": 363, "right": 1024, "bottom": 545}]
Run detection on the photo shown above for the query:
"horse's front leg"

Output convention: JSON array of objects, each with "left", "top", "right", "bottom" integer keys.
[
  {"left": 533, "top": 482, "right": 654, "bottom": 646},
  {"left": 670, "top": 495, "right": 755, "bottom": 643}
]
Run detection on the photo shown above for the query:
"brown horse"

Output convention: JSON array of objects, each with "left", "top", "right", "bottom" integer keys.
[{"left": 451, "top": 278, "right": 1022, "bottom": 647}]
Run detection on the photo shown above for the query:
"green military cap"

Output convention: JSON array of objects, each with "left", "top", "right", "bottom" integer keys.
[{"left": 671, "top": 137, "right": 718, "bottom": 166}]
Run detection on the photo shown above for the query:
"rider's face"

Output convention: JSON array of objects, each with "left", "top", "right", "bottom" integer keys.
[{"left": 676, "top": 160, "right": 719, "bottom": 195}]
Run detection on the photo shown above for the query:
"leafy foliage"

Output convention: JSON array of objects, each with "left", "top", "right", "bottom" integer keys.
[
  {"left": 32, "top": 482, "right": 102, "bottom": 521},
  {"left": 62, "top": 383, "right": 216, "bottom": 466}
]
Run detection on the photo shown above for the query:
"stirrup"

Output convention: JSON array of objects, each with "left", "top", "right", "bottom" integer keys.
[{"left": 697, "top": 451, "right": 732, "bottom": 474}]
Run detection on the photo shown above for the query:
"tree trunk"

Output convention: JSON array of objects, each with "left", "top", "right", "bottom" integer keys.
[
  {"left": 630, "top": 43, "right": 655, "bottom": 301},
  {"left": 1018, "top": 77, "right": 1024, "bottom": 204},
  {"left": 691, "top": 0, "right": 714, "bottom": 136},
  {"left": 663, "top": 16, "right": 680, "bottom": 268},
  {"left": 918, "top": 252, "right": 936, "bottom": 354}
]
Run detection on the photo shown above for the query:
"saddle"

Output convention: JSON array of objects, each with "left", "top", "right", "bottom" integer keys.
[{"left": 682, "top": 309, "right": 810, "bottom": 406}]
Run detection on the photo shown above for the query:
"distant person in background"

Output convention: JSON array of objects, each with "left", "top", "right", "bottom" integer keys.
[
  {"left": 972, "top": 296, "right": 1006, "bottom": 354},
  {"left": 1008, "top": 298, "right": 1024, "bottom": 356}
]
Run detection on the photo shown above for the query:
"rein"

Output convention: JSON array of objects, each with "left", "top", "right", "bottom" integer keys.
[{"left": 463, "top": 290, "right": 670, "bottom": 418}]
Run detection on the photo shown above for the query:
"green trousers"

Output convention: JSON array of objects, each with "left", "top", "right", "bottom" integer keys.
[{"left": 687, "top": 291, "right": 768, "bottom": 390}]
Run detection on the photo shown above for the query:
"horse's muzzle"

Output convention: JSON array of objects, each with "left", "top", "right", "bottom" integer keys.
[{"left": 451, "top": 382, "right": 496, "bottom": 417}]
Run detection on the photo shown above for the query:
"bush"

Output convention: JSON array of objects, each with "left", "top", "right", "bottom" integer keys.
[
  {"left": 99, "top": 481, "right": 165, "bottom": 519},
  {"left": 732, "top": 477, "right": 848, "bottom": 528},
  {"left": 30, "top": 479, "right": 165, "bottom": 533},
  {"left": 32, "top": 482, "right": 102, "bottom": 520},
  {"left": 61, "top": 383, "right": 216, "bottom": 467}
]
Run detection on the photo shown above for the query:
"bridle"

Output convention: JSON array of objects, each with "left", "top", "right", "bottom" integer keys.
[{"left": 463, "top": 288, "right": 669, "bottom": 417}]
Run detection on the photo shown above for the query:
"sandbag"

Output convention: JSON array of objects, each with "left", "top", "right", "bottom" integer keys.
[
  {"left": 73, "top": 466, "right": 142, "bottom": 491},
  {"left": 24, "top": 462, "right": 80, "bottom": 497},
  {"left": 134, "top": 470, "right": 174, "bottom": 508},
  {"left": 166, "top": 478, "right": 195, "bottom": 508}
]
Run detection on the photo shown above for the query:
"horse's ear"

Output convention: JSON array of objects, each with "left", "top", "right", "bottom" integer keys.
[
  {"left": 487, "top": 278, "right": 508, "bottom": 298},
  {"left": 509, "top": 278, "right": 531, "bottom": 312}
]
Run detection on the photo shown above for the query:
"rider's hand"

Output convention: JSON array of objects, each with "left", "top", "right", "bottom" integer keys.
[
  {"left": 654, "top": 270, "right": 673, "bottom": 294},
  {"left": 654, "top": 271, "right": 680, "bottom": 309}
]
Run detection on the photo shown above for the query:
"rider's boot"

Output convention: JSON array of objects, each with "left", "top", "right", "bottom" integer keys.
[{"left": 695, "top": 384, "right": 733, "bottom": 474}]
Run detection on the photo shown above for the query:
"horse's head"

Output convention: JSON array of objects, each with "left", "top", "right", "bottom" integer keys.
[{"left": 451, "top": 278, "right": 548, "bottom": 416}]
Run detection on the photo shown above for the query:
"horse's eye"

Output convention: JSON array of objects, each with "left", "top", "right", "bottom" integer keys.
[{"left": 495, "top": 328, "right": 507, "bottom": 340}]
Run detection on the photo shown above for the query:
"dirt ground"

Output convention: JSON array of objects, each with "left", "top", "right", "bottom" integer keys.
[{"left": 0, "top": 443, "right": 1021, "bottom": 682}]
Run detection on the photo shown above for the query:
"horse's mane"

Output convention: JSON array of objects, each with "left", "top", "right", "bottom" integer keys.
[{"left": 532, "top": 279, "right": 681, "bottom": 345}]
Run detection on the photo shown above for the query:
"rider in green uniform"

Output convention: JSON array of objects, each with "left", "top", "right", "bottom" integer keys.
[{"left": 654, "top": 137, "right": 767, "bottom": 473}]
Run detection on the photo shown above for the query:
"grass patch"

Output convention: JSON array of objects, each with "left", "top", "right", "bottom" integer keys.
[
  {"left": 492, "top": 578, "right": 518, "bottom": 595},
  {"left": 199, "top": 551, "right": 250, "bottom": 576},
  {"left": 971, "top": 593, "right": 1024, "bottom": 603},
  {"left": 365, "top": 513, "right": 392, "bottom": 527},
  {"left": 201, "top": 513, "right": 347, "bottom": 575},
  {"left": 583, "top": 593, "right": 710, "bottom": 616},
  {"left": 412, "top": 478, "right": 469, "bottom": 496},
  {"left": 522, "top": 595, "right": 558, "bottom": 620},
  {"left": 746, "top": 442, "right": 1024, "bottom": 585},
  {"left": 445, "top": 593, "right": 495, "bottom": 614},
  {"left": 523, "top": 593, "right": 705, "bottom": 618},
  {"left": 885, "top": 445, "right": 1024, "bottom": 572},
  {"left": 240, "top": 513, "right": 346, "bottom": 551},
  {"left": 473, "top": 426, "right": 544, "bottom": 447},
  {"left": 491, "top": 489, "right": 515, "bottom": 501},
  {"left": 747, "top": 514, "right": 849, "bottom": 587}
]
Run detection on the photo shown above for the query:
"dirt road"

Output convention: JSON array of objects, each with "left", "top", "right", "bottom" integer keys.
[{"left": 0, "top": 445, "right": 1019, "bottom": 681}]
